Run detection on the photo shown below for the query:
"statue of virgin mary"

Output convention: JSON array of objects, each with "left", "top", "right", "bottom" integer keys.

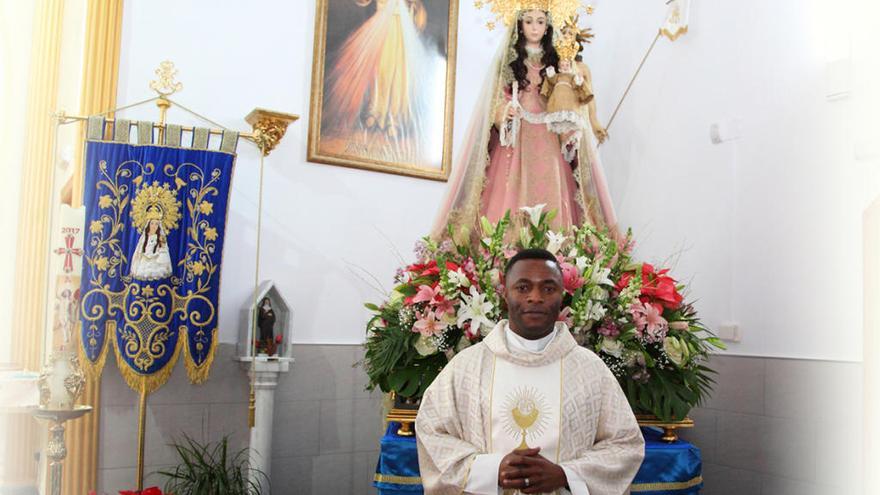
[{"left": 432, "top": 2, "right": 618, "bottom": 243}]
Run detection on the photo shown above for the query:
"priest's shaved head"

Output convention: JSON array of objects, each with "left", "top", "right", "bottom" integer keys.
[
  {"left": 417, "top": 249, "right": 645, "bottom": 495},
  {"left": 503, "top": 248, "right": 564, "bottom": 340}
]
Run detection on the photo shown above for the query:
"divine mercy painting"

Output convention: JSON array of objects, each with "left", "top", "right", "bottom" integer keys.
[{"left": 308, "top": 0, "right": 458, "bottom": 181}]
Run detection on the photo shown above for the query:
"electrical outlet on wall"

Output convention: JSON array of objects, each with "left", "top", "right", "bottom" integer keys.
[{"left": 717, "top": 322, "right": 741, "bottom": 342}]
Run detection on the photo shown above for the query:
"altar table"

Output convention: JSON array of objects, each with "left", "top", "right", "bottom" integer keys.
[{"left": 373, "top": 423, "right": 703, "bottom": 494}]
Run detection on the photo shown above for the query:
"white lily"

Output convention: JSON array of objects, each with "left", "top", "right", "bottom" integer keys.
[
  {"left": 584, "top": 300, "right": 607, "bottom": 323},
  {"left": 589, "top": 265, "right": 614, "bottom": 287},
  {"left": 575, "top": 256, "right": 589, "bottom": 272},
  {"left": 457, "top": 286, "right": 496, "bottom": 335},
  {"left": 519, "top": 204, "right": 546, "bottom": 227},
  {"left": 447, "top": 268, "right": 471, "bottom": 288},
  {"left": 545, "top": 231, "right": 567, "bottom": 255}
]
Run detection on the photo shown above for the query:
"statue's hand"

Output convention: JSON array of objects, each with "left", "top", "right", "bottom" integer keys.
[
  {"left": 545, "top": 66, "right": 556, "bottom": 78},
  {"left": 594, "top": 126, "right": 608, "bottom": 144}
]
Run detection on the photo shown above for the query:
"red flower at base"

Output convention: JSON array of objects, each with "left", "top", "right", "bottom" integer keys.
[
  {"left": 275, "top": 334, "right": 283, "bottom": 344},
  {"left": 119, "top": 487, "right": 164, "bottom": 495}
]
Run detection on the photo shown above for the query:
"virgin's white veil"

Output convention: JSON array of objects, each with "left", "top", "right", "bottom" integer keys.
[{"left": 430, "top": 25, "right": 517, "bottom": 243}]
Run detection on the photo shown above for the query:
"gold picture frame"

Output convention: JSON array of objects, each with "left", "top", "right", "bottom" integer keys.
[{"left": 308, "top": 0, "right": 458, "bottom": 181}]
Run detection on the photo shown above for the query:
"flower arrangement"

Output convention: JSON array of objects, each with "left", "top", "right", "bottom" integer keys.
[{"left": 363, "top": 206, "right": 725, "bottom": 422}]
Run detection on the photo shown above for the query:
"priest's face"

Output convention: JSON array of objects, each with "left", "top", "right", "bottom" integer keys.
[{"left": 504, "top": 259, "right": 564, "bottom": 340}]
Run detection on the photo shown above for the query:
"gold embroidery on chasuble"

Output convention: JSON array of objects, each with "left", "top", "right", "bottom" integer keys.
[{"left": 489, "top": 356, "right": 564, "bottom": 463}]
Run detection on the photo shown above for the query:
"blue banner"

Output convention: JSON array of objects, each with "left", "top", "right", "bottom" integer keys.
[{"left": 79, "top": 133, "right": 236, "bottom": 392}]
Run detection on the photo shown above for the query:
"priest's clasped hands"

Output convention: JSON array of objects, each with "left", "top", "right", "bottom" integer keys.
[{"left": 497, "top": 447, "right": 569, "bottom": 493}]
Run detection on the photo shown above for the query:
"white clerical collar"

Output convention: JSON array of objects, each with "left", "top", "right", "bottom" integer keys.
[{"left": 505, "top": 323, "right": 556, "bottom": 354}]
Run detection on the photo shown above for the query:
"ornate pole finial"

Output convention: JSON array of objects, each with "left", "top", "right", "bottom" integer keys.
[
  {"left": 149, "top": 60, "right": 183, "bottom": 97},
  {"left": 245, "top": 108, "right": 299, "bottom": 157}
]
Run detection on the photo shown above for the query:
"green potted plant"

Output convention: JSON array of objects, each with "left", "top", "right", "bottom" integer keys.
[{"left": 156, "top": 434, "right": 266, "bottom": 495}]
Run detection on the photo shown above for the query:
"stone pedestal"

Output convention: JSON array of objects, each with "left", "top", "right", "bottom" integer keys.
[{"left": 237, "top": 357, "right": 293, "bottom": 488}]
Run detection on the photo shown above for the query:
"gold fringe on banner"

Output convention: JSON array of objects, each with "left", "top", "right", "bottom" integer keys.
[
  {"left": 183, "top": 328, "right": 219, "bottom": 384},
  {"left": 110, "top": 322, "right": 185, "bottom": 395},
  {"left": 77, "top": 320, "right": 112, "bottom": 381}
]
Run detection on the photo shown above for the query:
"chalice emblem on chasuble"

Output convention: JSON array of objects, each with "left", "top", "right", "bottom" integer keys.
[{"left": 503, "top": 386, "right": 549, "bottom": 449}]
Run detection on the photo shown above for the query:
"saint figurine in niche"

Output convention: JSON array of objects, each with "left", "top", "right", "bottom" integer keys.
[
  {"left": 130, "top": 214, "right": 173, "bottom": 281},
  {"left": 257, "top": 297, "right": 278, "bottom": 356}
]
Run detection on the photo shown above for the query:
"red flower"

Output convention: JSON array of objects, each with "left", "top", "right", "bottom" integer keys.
[
  {"left": 407, "top": 260, "right": 440, "bottom": 277},
  {"left": 615, "top": 264, "right": 683, "bottom": 311},
  {"left": 119, "top": 488, "right": 163, "bottom": 495},
  {"left": 275, "top": 334, "right": 282, "bottom": 344},
  {"left": 615, "top": 271, "right": 634, "bottom": 292},
  {"left": 639, "top": 264, "right": 683, "bottom": 310}
]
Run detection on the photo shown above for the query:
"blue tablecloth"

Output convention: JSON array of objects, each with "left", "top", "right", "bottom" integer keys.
[{"left": 373, "top": 423, "right": 702, "bottom": 494}]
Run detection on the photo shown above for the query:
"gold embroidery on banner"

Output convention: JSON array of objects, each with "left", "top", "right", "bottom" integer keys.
[
  {"left": 81, "top": 155, "right": 224, "bottom": 393},
  {"left": 130, "top": 182, "right": 181, "bottom": 233}
]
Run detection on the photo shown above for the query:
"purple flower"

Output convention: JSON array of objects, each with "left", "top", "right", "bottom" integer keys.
[
  {"left": 413, "top": 240, "right": 429, "bottom": 262},
  {"left": 439, "top": 239, "right": 454, "bottom": 254}
]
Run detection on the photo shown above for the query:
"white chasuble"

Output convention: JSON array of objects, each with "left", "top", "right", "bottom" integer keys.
[
  {"left": 490, "top": 354, "right": 562, "bottom": 463},
  {"left": 416, "top": 321, "right": 646, "bottom": 495}
]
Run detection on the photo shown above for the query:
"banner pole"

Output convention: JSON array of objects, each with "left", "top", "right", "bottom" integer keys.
[
  {"left": 135, "top": 383, "right": 147, "bottom": 490},
  {"left": 249, "top": 146, "right": 267, "bottom": 428},
  {"left": 606, "top": 31, "right": 661, "bottom": 132}
]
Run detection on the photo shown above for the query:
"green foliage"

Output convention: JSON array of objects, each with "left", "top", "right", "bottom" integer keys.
[{"left": 155, "top": 434, "right": 265, "bottom": 495}]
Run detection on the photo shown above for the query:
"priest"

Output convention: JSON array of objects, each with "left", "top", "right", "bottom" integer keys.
[{"left": 416, "top": 248, "right": 645, "bottom": 494}]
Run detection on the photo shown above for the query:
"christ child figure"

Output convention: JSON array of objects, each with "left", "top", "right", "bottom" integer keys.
[
  {"left": 541, "top": 19, "right": 594, "bottom": 138},
  {"left": 541, "top": 17, "right": 608, "bottom": 154}
]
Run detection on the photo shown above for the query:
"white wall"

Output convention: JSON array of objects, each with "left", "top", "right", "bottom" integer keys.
[
  {"left": 0, "top": 0, "right": 37, "bottom": 363},
  {"left": 117, "top": 1, "right": 879, "bottom": 359},
  {"left": 116, "top": 0, "right": 504, "bottom": 345},
  {"left": 588, "top": 0, "right": 880, "bottom": 361}
]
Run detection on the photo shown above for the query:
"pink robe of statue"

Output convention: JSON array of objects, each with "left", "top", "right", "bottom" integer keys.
[{"left": 480, "top": 62, "right": 582, "bottom": 229}]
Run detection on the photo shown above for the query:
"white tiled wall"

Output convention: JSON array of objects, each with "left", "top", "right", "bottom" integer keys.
[{"left": 679, "top": 355, "right": 863, "bottom": 494}]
